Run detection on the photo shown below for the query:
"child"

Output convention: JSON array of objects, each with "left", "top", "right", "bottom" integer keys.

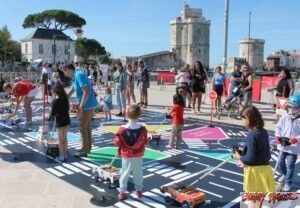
[
  {"left": 232, "top": 106, "right": 276, "bottom": 197},
  {"left": 166, "top": 93, "right": 185, "bottom": 149},
  {"left": 50, "top": 83, "right": 70, "bottom": 162},
  {"left": 275, "top": 94, "right": 300, "bottom": 192},
  {"left": 101, "top": 87, "right": 113, "bottom": 121},
  {"left": 114, "top": 104, "right": 148, "bottom": 200}
]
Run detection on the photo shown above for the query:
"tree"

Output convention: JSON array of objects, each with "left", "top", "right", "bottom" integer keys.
[
  {"left": 0, "top": 25, "right": 21, "bottom": 62},
  {"left": 75, "top": 38, "right": 106, "bottom": 61},
  {"left": 22, "top": 10, "right": 86, "bottom": 31}
]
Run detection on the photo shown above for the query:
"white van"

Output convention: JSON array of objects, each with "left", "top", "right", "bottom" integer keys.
[{"left": 27, "top": 59, "right": 52, "bottom": 72}]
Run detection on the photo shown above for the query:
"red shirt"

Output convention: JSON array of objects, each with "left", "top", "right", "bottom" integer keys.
[
  {"left": 12, "top": 81, "right": 35, "bottom": 97},
  {"left": 171, "top": 104, "right": 184, "bottom": 125}
]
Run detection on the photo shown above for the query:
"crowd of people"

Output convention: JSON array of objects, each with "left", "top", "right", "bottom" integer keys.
[{"left": 1, "top": 58, "right": 300, "bottom": 205}]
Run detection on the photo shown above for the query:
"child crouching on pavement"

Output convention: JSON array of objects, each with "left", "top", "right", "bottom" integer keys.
[
  {"left": 232, "top": 106, "right": 276, "bottom": 202},
  {"left": 166, "top": 93, "right": 185, "bottom": 149},
  {"left": 114, "top": 104, "right": 148, "bottom": 200},
  {"left": 275, "top": 94, "right": 300, "bottom": 192}
]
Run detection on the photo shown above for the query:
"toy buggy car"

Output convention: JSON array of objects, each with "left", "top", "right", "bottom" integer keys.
[
  {"left": 160, "top": 182, "right": 205, "bottom": 208},
  {"left": 43, "top": 138, "right": 59, "bottom": 157},
  {"left": 92, "top": 164, "right": 120, "bottom": 189},
  {"left": 148, "top": 113, "right": 172, "bottom": 144}
]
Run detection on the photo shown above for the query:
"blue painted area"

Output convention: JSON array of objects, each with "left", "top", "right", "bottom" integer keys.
[{"left": 24, "top": 132, "right": 80, "bottom": 141}]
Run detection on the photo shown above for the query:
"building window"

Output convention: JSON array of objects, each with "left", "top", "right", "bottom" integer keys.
[
  {"left": 38, "top": 44, "right": 44, "bottom": 54},
  {"left": 25, "top": 44, "right": 28, "bottom": 54},
  {"left": 52, "top": 44, "right": 56, "bottom": 55},
  {"left": 64, "top": 45, "right": 69, "bottom": 55}
]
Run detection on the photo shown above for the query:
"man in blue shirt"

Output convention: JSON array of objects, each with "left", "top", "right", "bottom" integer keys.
[
  {"left": 229, "top": 64, "right": 242, "bottom": 96},
  {"left": 63, "top": 63, "right": 98, "bottom": 157}
]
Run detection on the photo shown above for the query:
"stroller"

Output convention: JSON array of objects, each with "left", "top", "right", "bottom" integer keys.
[{"left": 217, "top": 85, "right": 243, "bottom": 119}]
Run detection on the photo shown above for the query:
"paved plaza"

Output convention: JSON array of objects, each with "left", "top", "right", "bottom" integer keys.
[{"left": 0, "top": 83, "right": 300, "bottom": 208}]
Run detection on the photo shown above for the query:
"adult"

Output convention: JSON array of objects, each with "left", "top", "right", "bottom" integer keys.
[
  {"left": 41, "top": 62, "right": 53, "bottom": 97},
  {"left": 63, "top": 63, "right": 98, "bottom": 157},
  {"left": 113, "top": 62, "right": 127, "bottom": 116},
  {"left": 229, "top": 64, "right": 242, "bottom": 96},
  {"left": 191, "top": 61, "right": 206, "bottom": 113},
  {"left": 175, "top": 65, "right": 192, "bottom": 107},
  {"left": 240, "top": 65, "right": 253, "bottom": 107},
  {"left": 125, "top": 64, "right": 136, "bottom": 105},
  {"left": 274, "top": 69, "right": 294, "bottom": 122},
  {"left": 212, "top": 66, "right": 226, "bottom": 113},
  {"left": 137, "top": 59, "right": 150, "bottom": 108},
  {"left": 3, "top": 81, "right": 38, "bottom": 126}
]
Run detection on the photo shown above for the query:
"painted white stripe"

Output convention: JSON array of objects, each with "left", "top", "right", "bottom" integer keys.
[
  {"left": 46, "top": 168, "right": 65, "bottom": 177},
  {"left": 0, "top": 141, "right": 7, "bottom": 145},
  {"left": 24, "top": 136, "right": 36, "bottom": 141},
  {"left": 129, "top": 193, "right": 165, "bottom": 208},
  {"left": 3, "top": 139, "right": 14, "bottom": 144},
  {"left": 147, "top": 164, "right": 168, "bottom": 172},
  {"left": 155, "top": 167, "right": 175, "bottom": 174},
  {"left": 143, "top": 162, "right": 160, "bottom": 169},
  {"left": 114, "top": 202, "right": 132, "bottom": 208},
  {"left": 54, "top": 166, "right": 73, "bottom": 175},
  {"left": 218, "top": 168, "right": 243, "bottom": 176},
  {"left": 196, "top": 188, "right": 223, "bottom": 198},
  {"left": 271, "top": 154, "right": 278, "bottom": 161},
  {"left": 71, "top": 162, "right": 90, "bottom": 171},
  {"left": 209, "top": 182, "right": 235, "bottom": 191},
  {"left": 222, "top": 196, "right": 241, "bottom": 208},
  {"left": 123, "top": 198, "right": 151, "bottom": 208},
  {"left": 181, "top": 160, "right": 193, "bottom": 166},
  {"left": 80, "top": 171, "right": 91, "bottom": 177},
  {"left": 147, "top": 189, "right": 166, "bottom": 204},
  {"left": 62, "top": 163, "right": 82, "bottom": 172},
  {"left": 80, "top": 161, "right": 98, "bottom": 168},
  {"left": 162, "top": 169, "right": 182, "bottom": 177},
  {"left": 8, "top": 132, "right": 14, "bottom": 135},
  {"left": 17, "top": 138, "right": 29, "bottom": 143},
  {"left": 144, "top": 173, "right": 154, "bottom": 178},
  {"left": 10, "top": 139, "right": 21, "bottom": 143},
  {"left": 220, "top": 176, "right": 243, "bottom": 185},
  {"left": 171, "top": 172, "right": 191, "bottom": 180}
]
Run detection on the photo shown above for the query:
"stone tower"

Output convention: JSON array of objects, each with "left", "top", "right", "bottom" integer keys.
[
  {"left": 239, "top": 38, "right": 265, "bottom": 71},
  {"left": 170, "top": 4, "right": 210, "bottom": 68}
]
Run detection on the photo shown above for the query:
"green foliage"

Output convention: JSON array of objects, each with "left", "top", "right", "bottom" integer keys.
[
  {"left": 75, "top": 38, "right": 106, "bottom": 61},
  {"left": 22, "top": 10, "right": 86, "bottom": 31},
  {"left": 0, "top": 25, "right": 21, "bottom": 62}
]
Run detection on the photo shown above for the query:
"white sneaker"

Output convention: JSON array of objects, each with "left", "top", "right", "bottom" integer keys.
[
  {"left": 278, "top": 175, "right": 285, "bottom": 183},
  {"left": 282, "top": 184, "right": 292, "bottom": 192}
]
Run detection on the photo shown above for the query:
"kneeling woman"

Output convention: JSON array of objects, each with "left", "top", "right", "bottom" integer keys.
[{"left": 3, "top": 81, "right": 38, "bottom": 126}]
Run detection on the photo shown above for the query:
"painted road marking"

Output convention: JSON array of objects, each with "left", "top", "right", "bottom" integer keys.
[
  {"left": 150, "top": 188, "right": 168, "bottom": 204},
  {"left": 0, "top": 141, "right": 7, "bottom": 145},
  {"left": 196, "top": 188, "right": 223, "bottom": 198},
  {"left": 209, "top": 182, "right": 235, "bottom": 191},
  {"left": 3, "top": 139, "right": 14, "bottom": 145},
  {"left": 147, "top": 164, "right": 168, "bottom": 172},
  {"left": 123, "top": 198, "right": 152, "bottom": 208},
  {"left": 62, "top": 163, "right": 82, "bottom": 173},
  {"left": 71, "top": 162, "right": 91, "bottom": 171},
  {"left": 144, "top": 173, "right": 155, "bottom": 178},
  {"left": 143, "top": 162, "right": 160, "bottom": 169},
  {"left": 129, "top": 193, "right": 165, "bottom": 208},
  {"left": 155, "top": 167, "right": 175, "bottom": 174},
  {"left": 46, "top": 167, "right": 65, "bottom": 177},
  {"left": 162, "top": 169, "right": 182, "bottom": 177},
  {"left": 54, "top": 166, "right": 73, "bottom": 175},
  {"left": 220, "top": 176, "right": 243, "bottom": 185},
  {"left": 115, "top": 202, "right": 133, "bottom": 208},
  {"left": 218, "top": 168, "right": 243, "bottom": 176},
  {"left": 181, "top": 160, "right": 194, "bottom": 166},
  {"left": 170, "top": 171, "right": 191, "bottom": 180}
]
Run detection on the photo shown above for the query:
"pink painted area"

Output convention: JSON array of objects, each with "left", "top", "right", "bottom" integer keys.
[{"left": 181, "top": 127, "right": 229, "bottom": 140}]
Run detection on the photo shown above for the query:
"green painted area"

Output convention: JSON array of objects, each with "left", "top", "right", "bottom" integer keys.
[
  {"left": 100, "top": 125, "right": 172, "bottom": 134},
  {"left": 187, "top": 149, "right": 236, "bottom": 164},
  {"left": 87, "top": 147, "right": 169, "bottom": 168}
]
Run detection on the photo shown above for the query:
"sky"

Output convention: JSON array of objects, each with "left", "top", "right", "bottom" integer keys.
[{"left": 0, "top": 0, "right": 299, "bottom": 67}]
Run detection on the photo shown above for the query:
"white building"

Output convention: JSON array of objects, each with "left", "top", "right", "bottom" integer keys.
[{"left": 21, "top": 28, "right": 75, "bottom": 63}]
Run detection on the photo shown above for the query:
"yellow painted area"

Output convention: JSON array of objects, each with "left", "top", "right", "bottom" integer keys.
[{"left": 100, "top": 124, "right": 172, "bottom": 134}]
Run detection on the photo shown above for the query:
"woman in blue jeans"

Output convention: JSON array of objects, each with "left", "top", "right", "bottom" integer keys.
[
  {"left": 275, "top": 94, "right": 300, "bottom": 192},
  {"left": 113, "top": 62, "right": 127, "bottom": 116}
]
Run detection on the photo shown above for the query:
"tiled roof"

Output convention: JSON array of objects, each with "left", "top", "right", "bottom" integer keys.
[{"left": 21, "top": 28, "right": 73, "bottom": 41}]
